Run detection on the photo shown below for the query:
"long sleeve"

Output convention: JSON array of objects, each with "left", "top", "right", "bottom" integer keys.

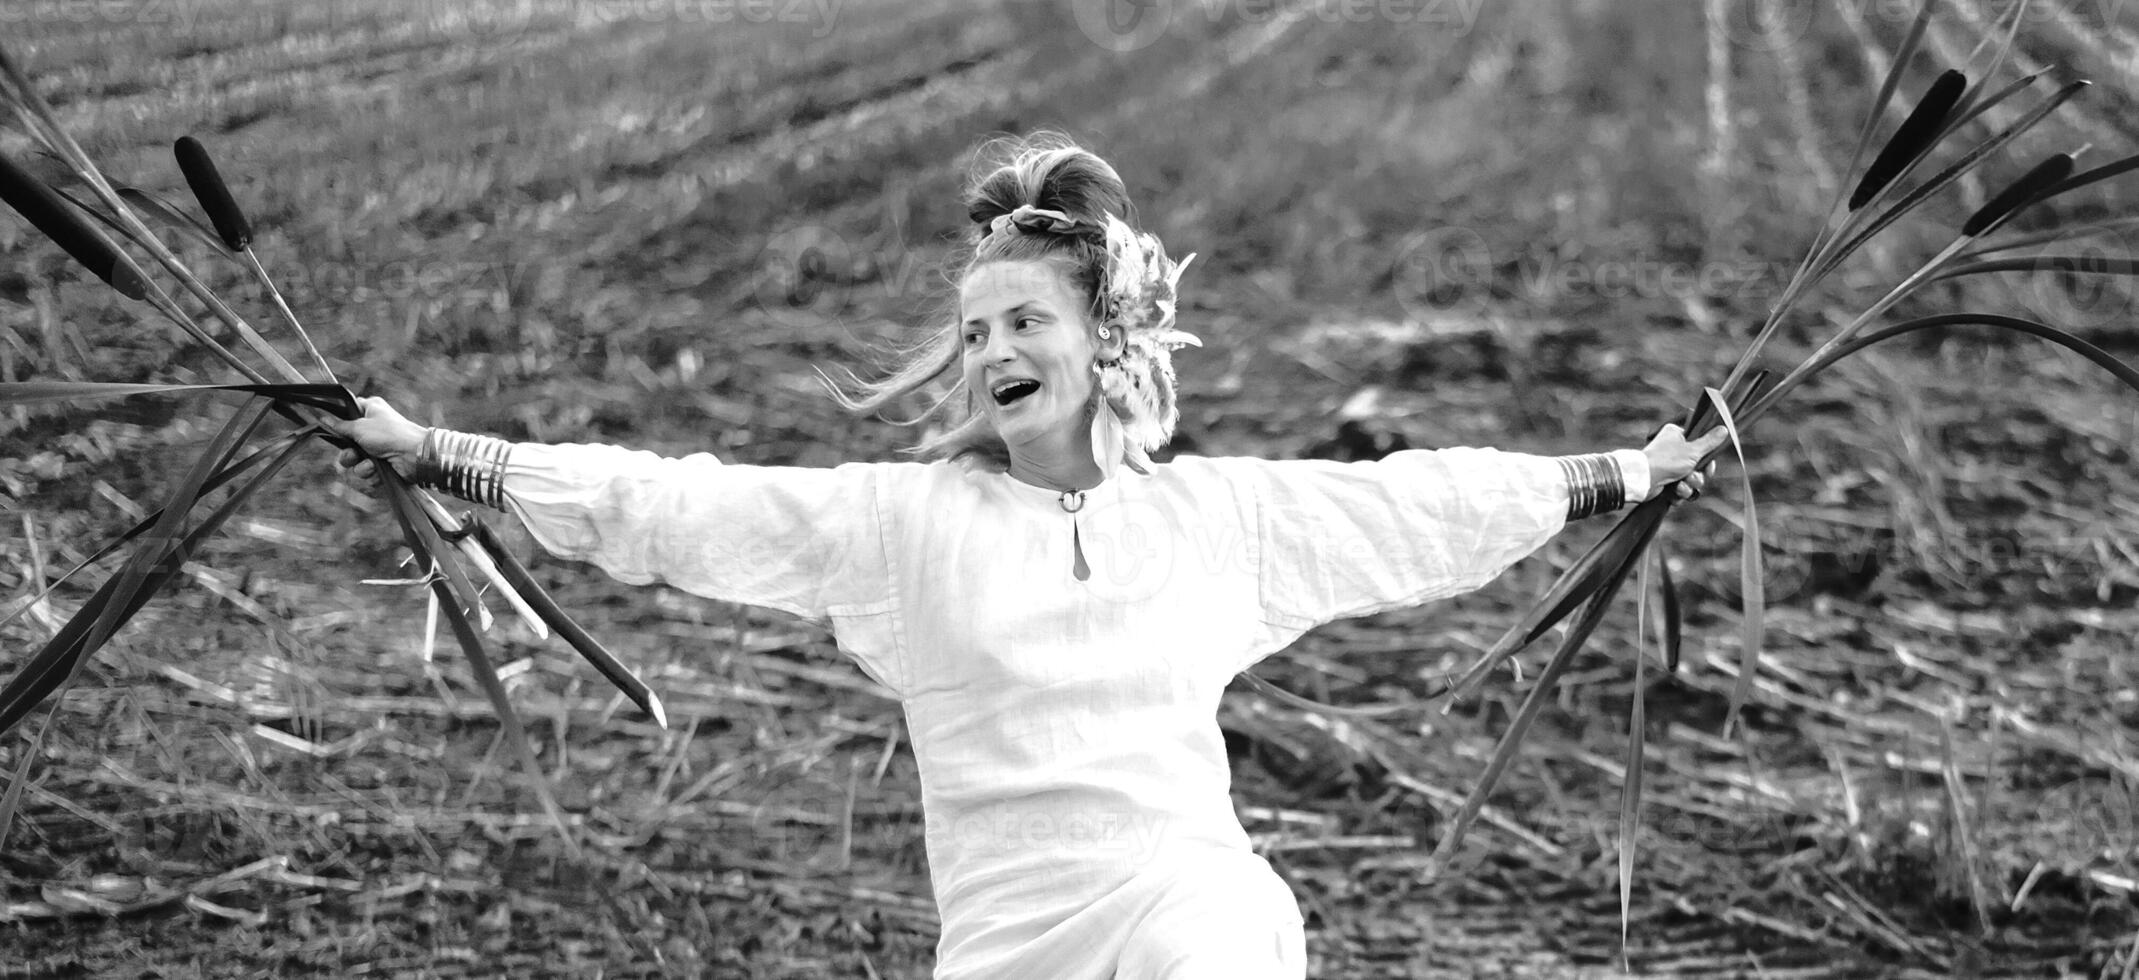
[
  {"left": 498, "top": 442, "right": 892, "bottom": 630},
  {"left": 1236, "top": 446, "right": 1648, "bottom": 634}
]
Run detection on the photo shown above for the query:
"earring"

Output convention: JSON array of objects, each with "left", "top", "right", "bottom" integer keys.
[{"left": 1097, "top": 327, "right": 1111, "bottom": 339}]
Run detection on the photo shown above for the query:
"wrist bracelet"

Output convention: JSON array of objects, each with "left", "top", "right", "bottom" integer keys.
[
  {"left": 1556, "top": 452, "right": 1625, "bottom": 521},
  {"left": 407, "top": 427, "right": 442, "bottom": 487},
  {"left": 410, "top": 427, "right": 513, "bottom": 509}
]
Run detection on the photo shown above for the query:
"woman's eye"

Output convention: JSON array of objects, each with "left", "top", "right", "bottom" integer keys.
[{"left": 1016, "top": 317, "right": 1038, "bottom": 330}]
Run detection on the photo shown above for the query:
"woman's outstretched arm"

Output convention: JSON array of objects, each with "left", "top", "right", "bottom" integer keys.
[
  {"left": 1230, "top": 423, "right": 1724, "bottom": 637},
  {"left": 326, "top": 396, "right": 892, "bottom": 630}
]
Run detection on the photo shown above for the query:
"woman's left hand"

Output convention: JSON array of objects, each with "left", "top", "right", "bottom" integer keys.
[{"left": 1643, "top": 423, "right": 1730, "bottom": 501}]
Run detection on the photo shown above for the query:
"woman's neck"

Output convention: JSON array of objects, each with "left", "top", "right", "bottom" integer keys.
[{"left": 1005, "top": 434, "right": 1102, "bottom": 493}]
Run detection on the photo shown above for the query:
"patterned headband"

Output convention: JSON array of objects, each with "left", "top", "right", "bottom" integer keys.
[{"left": 984, "top": 204, "right": 1098, "bottom": 242}]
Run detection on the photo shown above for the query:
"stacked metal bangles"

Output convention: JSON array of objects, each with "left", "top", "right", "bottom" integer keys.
[
  {"left": 410, "top": 428, "right": 513, "bottom": 510},
  {"left": 1556, "top": 452, "right": 1626, "bottom": 521}
]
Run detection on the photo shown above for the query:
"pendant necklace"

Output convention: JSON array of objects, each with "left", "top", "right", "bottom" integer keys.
[{"left": 1058, "top": 489, "right": 1091, "bottom": 581}]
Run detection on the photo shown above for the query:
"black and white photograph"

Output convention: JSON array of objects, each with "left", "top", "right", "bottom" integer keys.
[{"left": 2, "top": 0, "right": 2137, "bottom": 976}]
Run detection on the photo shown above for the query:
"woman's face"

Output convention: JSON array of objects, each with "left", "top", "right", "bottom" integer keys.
[{"left": 959, "top": 259, "right": 1101, "bottom": 452}]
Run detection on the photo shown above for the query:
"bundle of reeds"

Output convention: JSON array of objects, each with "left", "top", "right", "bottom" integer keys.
[
  {"left": 1419, "top": 0, "right": 2139, "bottom": 953},
  {"left": 0, "top": 44, "right": 667, "bottom": 856}
]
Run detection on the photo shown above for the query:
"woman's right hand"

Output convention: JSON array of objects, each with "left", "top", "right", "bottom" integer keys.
[{"left": 324, "top": 396, "right": 429, "bottom": 480}]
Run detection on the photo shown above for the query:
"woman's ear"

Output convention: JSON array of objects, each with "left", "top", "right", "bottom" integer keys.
[{"left": 1095, "top": 320, "right": 1126, "bottom": 361}]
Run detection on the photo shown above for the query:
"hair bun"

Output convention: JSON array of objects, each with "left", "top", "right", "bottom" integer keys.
[{"left": 964, "top": 133, "right": 1132, "bottom": 236}]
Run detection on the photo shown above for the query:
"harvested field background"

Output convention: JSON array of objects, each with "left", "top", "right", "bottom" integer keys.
[{"left": 2, "top": 0, "right": 2138, "bottom": 976}]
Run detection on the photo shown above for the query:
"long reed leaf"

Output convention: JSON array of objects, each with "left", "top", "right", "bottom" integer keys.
[
  {"left": 238, "top": 249, "right": 337, "bottom": 383},
  {"left": 0, "top": 430, "right": 307, "bottom": 636},
  {"left": 0, "top": 380, "right": 356, "bottom": 417},
  {"left": 427, "top": 576, "right": 581, "bottom": 856},
  {"left": 378, "top": 484, "right": 579, "bottom": 853},
  {"left": 1954, "top": 0, "right": 2030, "bottom": 121},
  {"left": 1658, "top": 535, "right": 1683, "bottom": 673},
  {"left": 1936, "top": 69, "right": 2043, "bottom": 143},
  {"left": 1702, "top": 387, "right": 1762, "bottom": 737},
  {"left": 467, "top": 517, "right": 666, "bottom": 727},
  {"left": 1931, "top": 255, "right": 2139, "bottom": 280},
  {"left": 0, "top": 414, "right": 310, "bottom": 738},
  {"left": 1429, "top": 525, "right": 1654, "bottom": 867},
  {"left": 0, "top": 707, "right": 59, "bottom": 851},
  {"left": 1618, "top": 549, "right": 1653, "bottom": 967},
  {"left": 117, "top": 186, "right": 226, "bottom": 257},
  {"left": 1502, "top": 504, "right": 1662, "bottom": 646},
  {"left": 1834, "top": 314, "right": 2139, "bottom": 398},
  {"left": 1449, "top": 502, "right": 1665, "bottom": 699},
  {"left": 0, "top": 519, "right": 61, "bottom": 848},
  {"left": 1957, "top": 214, "right": 2139, "bottom": 259},
  {"left": 1742, "top": 314, "right": 2139, "bottom": 429},
  {"left": 1238, "top": 670, "right": 1421, "bottom": 716},
  {"left": 69, "top": 399, "right": 271, "bottom": 700}
]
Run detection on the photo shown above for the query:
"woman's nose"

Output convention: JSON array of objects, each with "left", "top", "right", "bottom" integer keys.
[{"left": 981, "top": 329, "right": 1017, "bottom": 363}]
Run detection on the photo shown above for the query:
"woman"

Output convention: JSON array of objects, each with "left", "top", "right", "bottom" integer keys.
[{"left": 331, "top": 135, "right": 1724, "bottom": 979}]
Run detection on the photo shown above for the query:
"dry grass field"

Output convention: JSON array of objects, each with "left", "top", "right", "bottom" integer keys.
[{"left": 3, "top": 0, "right": 2138, "bottom": 975}]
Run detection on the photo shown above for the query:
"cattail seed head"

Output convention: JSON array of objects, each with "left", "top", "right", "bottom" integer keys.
[
  {"left": 174, "top": 135, "right": 251, "bottom": 251},
  {"left": 0, "top": 148, "right": 147, "bottom": 300},
  {"left": 1849, "top": 69, "right": 1968, "bottom": 211},
  {"left": 1963, "top": 151, "right": 2077, "bottom": 236}
]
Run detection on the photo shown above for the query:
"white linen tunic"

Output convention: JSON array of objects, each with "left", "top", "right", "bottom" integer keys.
[{"left": 501, "top": 444, "right": 1649, "bottom": 979}]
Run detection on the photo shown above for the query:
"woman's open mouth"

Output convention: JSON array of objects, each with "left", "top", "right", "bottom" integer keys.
[{"left": 992, "top": 379, "right": 1042, "bottom": 408}]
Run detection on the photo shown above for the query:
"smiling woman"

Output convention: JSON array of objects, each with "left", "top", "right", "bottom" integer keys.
[
  {"left": 326, "top": 132, "right": 1722, "bottom": 980},
  {"left": 961, "top": 261, "right": 1108, "bottom": 481}
]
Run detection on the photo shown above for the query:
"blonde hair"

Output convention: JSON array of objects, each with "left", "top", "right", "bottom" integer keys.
[{"left": 815, "top": 132, "right": 1134, "bottom": 472}]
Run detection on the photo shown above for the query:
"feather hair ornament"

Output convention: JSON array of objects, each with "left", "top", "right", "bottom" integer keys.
[{"left": 1090, "top": 213, "right": 1198, "bottom": 479}]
